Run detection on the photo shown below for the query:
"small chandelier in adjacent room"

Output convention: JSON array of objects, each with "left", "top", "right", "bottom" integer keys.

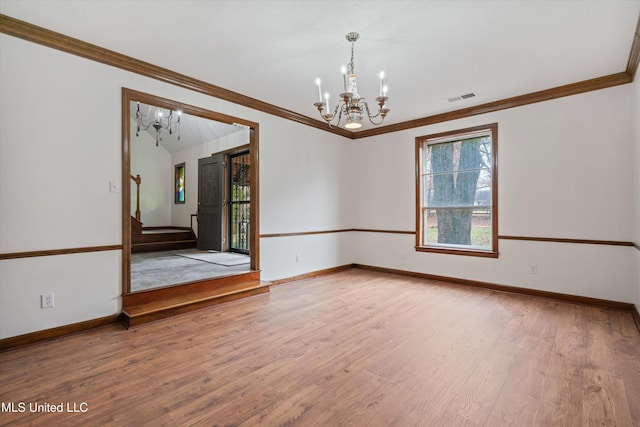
[
  {"left": 313, "top": 32, "right": 390, "bottom": 130},
  {"left": 135, "top": 102, "right": 181, "bottom": 146}
]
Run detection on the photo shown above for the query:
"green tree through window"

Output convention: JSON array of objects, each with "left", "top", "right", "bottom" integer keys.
[{"left": 416, "top": 123, "right": 498, "bottom": 257}]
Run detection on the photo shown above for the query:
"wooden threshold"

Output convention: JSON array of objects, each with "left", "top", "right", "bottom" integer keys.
[{"left": 122, "top": 271, "right": 268, "bottom": 328}]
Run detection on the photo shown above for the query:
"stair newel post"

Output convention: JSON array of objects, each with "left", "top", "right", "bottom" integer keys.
[{"left": 131, "top": 174, "right": 141, "bottom": 221}]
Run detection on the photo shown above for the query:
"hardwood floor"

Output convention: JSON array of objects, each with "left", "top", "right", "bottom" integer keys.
[{"left": 1, "top": 269, "right": 639, "bottom": 426}]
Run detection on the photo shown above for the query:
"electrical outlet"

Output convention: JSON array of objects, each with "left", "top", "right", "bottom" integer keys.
[
  {"left": 41, "top": 293, "right": 54, "bottom": 308},
  {"left": 295, "top": 254, "right": 300, "bottom": 263},
  {"left": 529, "top": 264, "right": 538, "bottom": 275}
]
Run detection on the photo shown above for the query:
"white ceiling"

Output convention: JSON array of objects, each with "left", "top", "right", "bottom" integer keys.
[
  {"left": 2, "top": 0, "right": 639, "bottom": 131},
  {"left": 130, "top": 101, "right": 245, "bottom": 153}
]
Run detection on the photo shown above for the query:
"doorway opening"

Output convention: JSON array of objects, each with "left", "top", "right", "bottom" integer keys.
[
  {"left": 195, "top": 146, "right": 251, "bottom": 255},
  {"left": 121, "top": 88, "right": 260, "bottom": 296}
]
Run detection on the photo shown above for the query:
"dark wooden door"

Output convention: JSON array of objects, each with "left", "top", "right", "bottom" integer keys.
[{"left": 197, "top": 154, "right": 224, "bottom": 250}]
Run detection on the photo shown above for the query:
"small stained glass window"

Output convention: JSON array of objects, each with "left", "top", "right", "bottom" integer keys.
[{"left": 174, "top": 163, "right": 185, "bottom": 204}]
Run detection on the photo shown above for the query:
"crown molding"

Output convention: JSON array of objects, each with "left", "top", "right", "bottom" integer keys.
[
  {"left": 1, "top": 13, "right": 638, "bottom": 141},
  {"left": 627, "top": 13, "right": 640, "bottom": 80},
  {"left": 0, "top": 14, "right": 352, "bottom": 139},
  {"left": 352, "top": 72, "right": 632, "bottom": 139}
]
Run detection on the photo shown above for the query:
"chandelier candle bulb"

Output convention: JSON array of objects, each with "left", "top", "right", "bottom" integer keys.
[
  {"left": 324, "top": 93, "right": 330, "bottom": 110},
  {"left": 379, "top": 71, "right": 385, "bottom": 96},
  {"left": 341, "top": 66, "right": 347, "bottom": 91},
  {"left": 347, "top": 74, "right": 357, "bottom": 95},
  {"left": 315, "top": 78, "right": 322, "bottom": 103}
]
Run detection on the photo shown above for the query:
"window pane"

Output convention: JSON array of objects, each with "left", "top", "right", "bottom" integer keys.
[
  {"left": 424, "top": 208, "right": 492, "bottom": 248},
  {"left": 424, "top": 209, "right": 438, "bottom": 245},
  {"left": 231, "top": 153, "right": 250, "bottom": 202},
  {"left": 471, "top": 209, "right": 492, "bottom": 248},
  {"left": 428, "top": 142, "right": 455, "bottom": 173}
]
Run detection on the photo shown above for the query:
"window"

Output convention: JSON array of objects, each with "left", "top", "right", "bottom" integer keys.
[
  {"left": 415, "top": 123, "right": 498, "bottom": 257},
  {"left": 174, "top": 163, "right": 185, "bottom": 204}
]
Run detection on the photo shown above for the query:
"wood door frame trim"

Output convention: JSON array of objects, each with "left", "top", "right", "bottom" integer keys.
[{"left": 122, "top": 88, "right": 260, "bottom": 294}]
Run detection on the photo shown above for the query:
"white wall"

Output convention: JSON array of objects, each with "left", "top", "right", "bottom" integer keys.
[
  {"left": 350, "top": 85, "right": 635, "bottom": 303},
  {"left": 130, "top": 123, "right": 172, "bottom": 227},
  {"left": 0, "top": 31, "right": 636, "bottom": 339},
  {"left": 0, "top": 34, "right": 351, "bottom": 338},
  {"left": 632, "top": 76, "right": 640, "bottom": 313},
  {"left": 0, "top": 37, "right": 125, "bottom": 337},
  {"left": 259, "top": 119, "right": 355, "bottom": 281}
]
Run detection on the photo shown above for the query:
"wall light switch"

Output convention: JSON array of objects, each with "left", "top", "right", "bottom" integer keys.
[{"left": 109, "top": 180, "right": 120, "bottom": 193}]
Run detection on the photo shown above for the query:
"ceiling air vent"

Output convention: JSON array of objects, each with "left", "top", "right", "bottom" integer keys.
[{"left": 448, "top": 92, "right": 477, "bottom": 102}]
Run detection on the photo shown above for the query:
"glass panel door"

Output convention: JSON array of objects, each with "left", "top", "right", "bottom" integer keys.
[{"left": 229, "top": 151, "right": 250, "bottom": 253}]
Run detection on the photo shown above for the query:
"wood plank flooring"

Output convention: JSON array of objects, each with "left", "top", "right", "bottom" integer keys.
[{"left": 1, "top": 269, "right": 639, "bottom": 426}]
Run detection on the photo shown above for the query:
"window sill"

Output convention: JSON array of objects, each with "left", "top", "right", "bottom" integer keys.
[{"left": 415, "top": 246, "right": 499, "bottom": 258}]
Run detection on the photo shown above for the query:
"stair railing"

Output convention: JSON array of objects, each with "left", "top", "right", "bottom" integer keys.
[{"left": 131, "top": 174, "right": 141, "bottom": 221}]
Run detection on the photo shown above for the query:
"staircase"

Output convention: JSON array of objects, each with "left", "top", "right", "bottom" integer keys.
[
  {"left": 122, "top": 271, "right": 269, "bottom": 328},
  {"left": 131, "top": 221, "right": 197, "bottom": 253}
]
